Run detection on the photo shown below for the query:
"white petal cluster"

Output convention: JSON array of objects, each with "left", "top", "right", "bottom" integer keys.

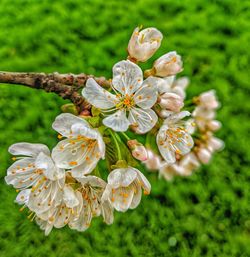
[
  {"left": 4, "top": 26, "right": 224, "bottom": 234},
  {"left": 52, "top": 113, "right": 105, "bottom": 178},
  {"left": 157, "top": 111, "right": 194, "bottom": 164},
  {"left": 102, "top": 167, "right": 151, "bottom": 212},
  {"left": 82, "top": 60, "right": 158, "bottom": 133}
]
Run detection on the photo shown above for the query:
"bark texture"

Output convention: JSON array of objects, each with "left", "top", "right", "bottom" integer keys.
[{"left": 0, "top": 71, "right": 110, "bottom": 111}]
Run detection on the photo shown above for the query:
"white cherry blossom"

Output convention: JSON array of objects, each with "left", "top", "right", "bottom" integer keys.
[
  {"left": 157, "top": 111, "right": 194, "bottom": 164},
  {"left": 69, "top": 176, "right": 114, "bottom": 231},
  {"left": 82, "top": 60, "right": 158, "bottom": 133},
  {"left": 102, "top": 167, "right": 151, "bottom": 212},
  {"left": 128, "top": 27, "right": 163, "bottom": 62},
  {"left": 52, "top": 113, "right": 105, "bottom": 178},
  {"left": 36, "top": 186, "right": 81, "bottom": 236},
  {"left": 5, "top": 143, "right": 65, "bottom": 214}
]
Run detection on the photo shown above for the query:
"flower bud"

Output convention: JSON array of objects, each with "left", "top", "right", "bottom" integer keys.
[
  {"left": 153, "top": 51, "right": 183, "bottom": 77},
  {"left": 197, "top": 148, "right": 212, "bottom": 164},
  {"left": 207, "top": 120, "right": 222, "bottom": 131},
  {"left": 132, "top": 146, "right": 148, "bottom": 161},
  {"left": 207, "top": 137, "right": 224, "bottom": 152},
  {"left": 159, "top": 92, "right": 184, "bottom": 112},
  {"left": 199, "top": 90, "right": 220, "bottom": 110},
  {"left": 128, "top": 27, "right": 163, "bottom": 62},
  {"left": 127, "top": 140, "right": 148, "bottom": 161}
]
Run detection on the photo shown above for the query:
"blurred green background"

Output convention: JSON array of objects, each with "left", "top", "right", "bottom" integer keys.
[{"left": 0, "top": 0, "right": 249, "bottom": 256}]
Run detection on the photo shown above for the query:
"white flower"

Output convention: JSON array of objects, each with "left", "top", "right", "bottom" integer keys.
[
  {"left": 159, "top": 152, "right": 199, "bottom": 180},
  {"left": 157, "top": 111, "right": 194, "bottom": 164},
  {"left": 127, "top": 27, "right": 163, "bottom": 62},
  {"left": 5, "top": 143, "right": 65, "bottom": 214},
  {"left": 102, "top": 167, "right": 151, "bottom": 212},
  {"left": 69, "top": 176, "right": 114, "bottom": 231},
  {"left": 51, "top": 113, "right": 105, "bottom": 178},
  {"left": 36, "top": 186, "right": 81, "bottom": 236},
  {"left": 153, "top": 51, "right": 183, "bottom": 77},
  {"left": 82, "top": 60, "right": 158, "bottom": 133},
  {"left": 198, "top": 90, "right": 220, "bottom": 110}
]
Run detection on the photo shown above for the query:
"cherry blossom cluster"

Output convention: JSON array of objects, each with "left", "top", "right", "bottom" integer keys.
[{"left": 5, "top": 26, "right": 223, "bottom": 235}]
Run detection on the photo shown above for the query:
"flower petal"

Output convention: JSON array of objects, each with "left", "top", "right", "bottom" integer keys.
[
  {"left": 52, "top": 138, "right": 93, "bottom": 169},
  {"left": 112, "top": 60, "right": 143, "bottom": 95},
  {"left": 8, "top": 143, "right": 50, "bottom": 158},
  {"left": 128, "top": 107, "right": 158, "bottom": 134},
  {"left": 5, "top": 157, "right": 39, "bottom": 189},
  {"left": 35, "top": 152, "right": 65, "bottom": 181},
  {"left": 63, "top": 186, "right": 79, "bottom": 208},
  {"left": 82, "top": 78, "right": 117, "bottom": 109},
  {"left": 103, "top": 110, "right": 130, "bottom": 132},
  {"left": 156, "top": 126, "right": 176, "bottom": 163},
  {"left": 112, "top": 186, "right": 134, "bottom": 212},
  {"left": 129, "top": 184, "right": 142, "bottom": 209},
  {"left": 70, "top": 158, "right": 99, "bottom": 178},
  {"left": 157, "top": 76, "right": 174, "bottom": 94},
  {"left": 71, "top": 123, "right": 99, "bottom": 139},
  {"left": 133, "top": 77, "right": 158, "bottom": 109},
  {"left": 15, "top": 189, "right": 31, "bottom": 205},
  {"left": 133, "top": 168, "right": 151, "bottom": 193},
  {"left": 52, "top": 113, "right": 90, "bottom": 138},
  {"left": 164, "top": 111, "right": 191, "bottom": 124},
  {"left": 101, "top": 200, "right": 114, "bottom": 225},
  {"left": 107, "top": 168, "right": 137, "bottom": 188},
  {"left": 76, "top": 175, "right": 106, "bottom": 188}
]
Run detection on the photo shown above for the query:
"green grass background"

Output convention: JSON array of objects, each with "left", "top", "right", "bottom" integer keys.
[{"left": 0, "top": 0, "right": 249, "bottom": 256}]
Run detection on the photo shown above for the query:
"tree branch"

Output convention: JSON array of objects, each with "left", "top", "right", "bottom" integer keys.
[{"left": 0, "top": 71, "right": 110, "bottom": 111}]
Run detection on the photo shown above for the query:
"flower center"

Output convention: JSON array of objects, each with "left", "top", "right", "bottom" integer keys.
[
  {"left": 122, "top": 94, "right": 134, "bottom": 109},
  {"left": 116, "top": 94, "right": 134, "bottom": 110}
]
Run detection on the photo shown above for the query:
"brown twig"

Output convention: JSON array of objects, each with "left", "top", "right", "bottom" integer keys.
[{"left": 0, "top": 71, "right": 110, "bottom": 111}]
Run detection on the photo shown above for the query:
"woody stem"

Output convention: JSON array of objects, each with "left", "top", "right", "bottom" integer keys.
[{"left": 0, "top": 71, "right": 110, "bottom": 111}]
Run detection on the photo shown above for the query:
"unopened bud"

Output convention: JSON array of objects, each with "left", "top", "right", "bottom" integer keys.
[
  {"left": 153, "top": 51, "right": 183, "bottom": 77},
  {"left": 207, "top": 120, "right": 222, "bottom": 131},
  {"left": 159, "top": 92, "right": 184, "bottom": 112},
  {"left": 197, "top": 148, "right": 211, "bottom": 164},
  {"left": 128, "top": 27, "right": 163, "bottom": 62},
  {"left": 199, "top": 90, "right": 220, "bottom": 110},
  {"left": 127, "top": 140, "right": 148, "bottom": 161}
]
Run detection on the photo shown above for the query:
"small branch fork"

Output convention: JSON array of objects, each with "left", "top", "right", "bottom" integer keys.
[{"left": 0, "top": 71, "right": 110, "bottom": 111}]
